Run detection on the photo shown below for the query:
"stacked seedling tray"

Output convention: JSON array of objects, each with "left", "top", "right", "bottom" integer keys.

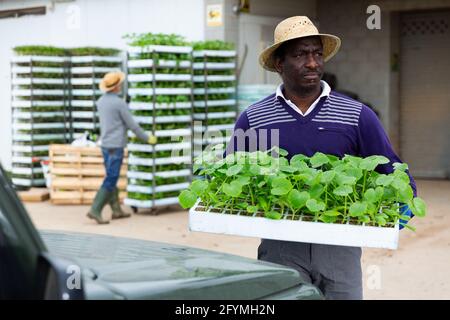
[
  {"left": 124, "top": 33, "right": 193, "bottom": 212},
  {"left": 192, "top": 41, "right": 238, "bottom": 158},
  {"left": 11, "top": 46, "right": 71, "bottom": 188},
  {"left": 181, "top": 149, "right": 427, "bottom": 250},
  {"left": 69, "top": 47, "right": 123, "bottom": 140}
]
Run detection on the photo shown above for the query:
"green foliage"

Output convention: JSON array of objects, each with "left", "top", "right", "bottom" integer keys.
[
  {"left": 192, "top": 40, "right": 235, "bottom": 51},
  {"left": 69, "top": 47, "right": 120, "bottom": 56},
  {"left": 13, "top": 46, "right": 120, "bottom": 57},
  {"left": 124, "top": 33, "right": 189, "bottom": 47},
  {"left": 179, "top": 148, "right": 427, "bottom": 230},
  {"left": 13, "top": 45, "right": 68, "bottom": 56}
]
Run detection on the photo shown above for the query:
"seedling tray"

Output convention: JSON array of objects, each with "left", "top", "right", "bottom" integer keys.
[
  {"left": 189, "top": 200, "right": 400, "bottom": 249},
  {"left": 193, "top": 87, "right": 235, "bottom": 95},
  {"left": 127, "top": 182, "right": 189, "bottom": 194},
  {"left": 124, "top": 197, "right": 180, "bottom": 208},
  {"left": 193, "top": 62, "right": 236, "bottom": 69},
  {"left": 128, "top": 45, "right": 192, "bottom": 54},
  {"left": 128, "top": 74, "right": 191, "bottom": 82},
  {"left": 127, "top": 169, "right": 191, "bottom": 180},
  {"left": 127, "top": 59, "right": 191, "bottom": 69},
  {"left": 192, "top": 50, "right": 236, "bottom": 58},
  {"left": 193, "top": 99, "right": 236, "bottom": 107},
  {"left": 129, "top": 101, "right": 192, "bottom": 110},
  {"left": 193, "top": 75, "right": 236, "bottom": 82}
]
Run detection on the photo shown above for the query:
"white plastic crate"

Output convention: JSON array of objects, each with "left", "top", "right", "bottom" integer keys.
[
  {"left": 128, "top": 128, "right": 191, "bottom": 138},
  {"left": 13, "top": 111, "right": 67, "bottom": 119},
  {"left": 12, "top": 89, "right": 66, "bottom": 96},
  {"left": 12, "top": 100, "right": 65, "bottom": 108},
  {"left": 71, "top": 56, "right": 122, "bottom": 63},
  {"left": 128, "top": 73, "right": 191, "bottom": 82},
  {"left": 70, "top": 66, "right": 118, "bottom": 74},
  {"left": 11, "top": 66, "right": 65, "bottom": 74},
  {"left": 127, "top": 45, "right": 192, "bottom": 54},
  {"left": 189, "top": 201, "right": 400, "bottom": 250},
  {"left": 127, "top": 182, "right": 189, "bottom": 194},
  {"left": 13, "top": 122, "right": 69, "bottom": 130},
  {"left": 12, "top": 133, "right": 70, "bottom": 141},
  {"left": 129, "top": 101, "right": 192, "bottom": 110},
  {"left": 193, "top": 75, "right": 236, "bottom": 82},
  {"left": 127, "top": 142, "right": 190, "bottom": 152},
  {"left": 12, "top": 78, "right": 65, "bottom": 85},
  {"left": 127, "top": 169, "right": 191, "bottom": 180},
  {"left": 70, "top": 78, "right": 102, "bottom": 85},
  {"left": 193, "top": 111, "right": 236, "bottom": 120},
  {"left": 124, "top": 197, "right": 180, "bottom": 208},
  {"left": 128, "top": 156, "right": 191, "bottom": 166},
  {"left": 133, "top": 115, "right": 191, "bottom": 124},
  {"left": 70, "top": 100, "right": 96, "bottom": 107},
  {"left": 128, "top": 88, "right": 192, "bottom": 96},
  {"left": 193, "top": 99, "right": 236, "bottom": 107},
  {"left": 11, "top": 56, "right": 69, "bottom": 63},
  {"left": 127, "top": 59, "right": 191, "bottom": 69},
  {"left": 193, "top": 62, "right": 236, "bottom": 70},
  {"left": 193, "top": 87, "right": 236, "bottom": 95},
  {"left": 192, "top": 50, "right": 236, "bottom": 58},
  {"left": 193, "top": 124, "right": 234, "bottom": 132}
]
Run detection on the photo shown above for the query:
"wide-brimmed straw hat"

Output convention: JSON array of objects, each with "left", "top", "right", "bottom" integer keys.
[
  {"left": 99, "top": 71, "right": 126, "bottom": 92},
  {"left": 259, "top": 16, "right": 341, "bottom": 72}
]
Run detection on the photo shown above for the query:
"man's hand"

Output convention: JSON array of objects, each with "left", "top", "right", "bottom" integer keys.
[{"left": 147, "top": 135, "right": 157, "bottom": 145}]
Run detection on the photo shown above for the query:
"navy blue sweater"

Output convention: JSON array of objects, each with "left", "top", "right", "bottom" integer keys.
[{"left": 226, "top": 90, "right": 417, "bottom": 196}]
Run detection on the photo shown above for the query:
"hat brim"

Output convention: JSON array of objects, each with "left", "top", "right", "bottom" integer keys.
[
  {"left": 99, "top": 71, "right": 126, "bottom": 92},
  {"left": 259, "top": 33, "right": 341, "bottom": 72}
]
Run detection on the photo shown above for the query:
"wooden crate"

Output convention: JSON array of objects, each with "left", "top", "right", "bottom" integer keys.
[
  {"left": 18, "top": 188, "right": 50, "bottom": 202},
  {"left": 49, "top": 144, "right": 128, "bottom": 205}
]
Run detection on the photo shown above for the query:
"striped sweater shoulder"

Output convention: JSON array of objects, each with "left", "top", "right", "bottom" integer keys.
[
  {"left": 245, "top": 94, "right": 296, "bottom": 129},
  {"left": 312, "top": 91, "right": 364, "bottom": 127}
]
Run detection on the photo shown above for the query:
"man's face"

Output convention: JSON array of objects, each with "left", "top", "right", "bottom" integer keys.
[{"left": 275, "top": 36, "right": 324, "bottom": 93}]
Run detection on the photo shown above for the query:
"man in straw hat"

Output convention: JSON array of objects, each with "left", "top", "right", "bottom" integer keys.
[
  {"left": 227, "top": 16, "right": 416, "bottom": 299},
  {"left": 87, "top": 71, "right": 157, "bottom": 224}
]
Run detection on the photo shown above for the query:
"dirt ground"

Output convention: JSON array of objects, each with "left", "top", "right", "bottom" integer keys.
[{"left": 25, "top": 179, "right": 450, "bottom": 300}]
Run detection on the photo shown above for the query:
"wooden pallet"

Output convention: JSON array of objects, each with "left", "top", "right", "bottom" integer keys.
[
  {"left": 18, "top": 188, "right": 50, "bottom": 202},
  {"left": 49, "top": 144, "right": 128, "bottom": 205}
]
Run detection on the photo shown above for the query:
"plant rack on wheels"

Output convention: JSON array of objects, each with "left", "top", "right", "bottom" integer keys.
[{"left": 125, "top": 44, "right": 194, "bottom": 215}]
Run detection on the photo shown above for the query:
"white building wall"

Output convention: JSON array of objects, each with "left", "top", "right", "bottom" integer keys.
[{"left": 0, "top": 0, "right": 205, "bottom": 170}]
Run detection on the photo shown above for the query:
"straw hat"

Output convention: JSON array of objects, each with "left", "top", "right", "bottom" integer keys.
[
  {"left": 259, "top": 16, "right": 341, "bottom": 72},
  {"left": 99, "top": 71, "right": 126, "bottom": 92}
]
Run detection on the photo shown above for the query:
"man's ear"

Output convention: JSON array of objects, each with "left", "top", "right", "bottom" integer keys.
[{"left": 274, "top": 56, "right": 283, "bottom": 74}]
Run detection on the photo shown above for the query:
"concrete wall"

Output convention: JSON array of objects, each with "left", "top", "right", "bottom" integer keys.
[
  {"left": 317, "top": 0, "right": 450, "bottom": 150},
  {"left": 0, "top": 0, "right": 205, "bottom": 170}
]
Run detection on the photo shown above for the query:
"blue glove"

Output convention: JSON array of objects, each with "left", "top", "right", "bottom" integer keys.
[{"left": 399, "top": 203, "right": 414, "bottom": 230}]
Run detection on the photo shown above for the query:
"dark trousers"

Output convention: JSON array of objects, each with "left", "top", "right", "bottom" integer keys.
[
  {"left": 101, "top": 147, "right": 124, "bottom": 192},
  {"left": 258, "top": 239, "right": 363, "bottom": 300}
]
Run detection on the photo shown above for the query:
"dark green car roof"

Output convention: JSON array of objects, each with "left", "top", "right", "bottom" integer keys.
[{"left": 40, "top": 230, "right": 322, "bottom": 300}]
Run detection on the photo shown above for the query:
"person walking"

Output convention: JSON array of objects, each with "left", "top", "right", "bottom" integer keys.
[
  {"left": 87, "top": 71, "right": 157, "bottom": 224},
  {"left": 227, "top": 16, "right": 417, "bottom": 299}
]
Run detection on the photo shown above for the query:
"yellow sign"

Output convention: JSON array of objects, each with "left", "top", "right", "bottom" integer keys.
[{"left": 207, "top": 4, "right": 223, "bottom": 27}]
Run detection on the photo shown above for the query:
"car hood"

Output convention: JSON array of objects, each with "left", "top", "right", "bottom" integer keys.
[{"left": 40, "top": 230, "right": 313, "bottom": 300}]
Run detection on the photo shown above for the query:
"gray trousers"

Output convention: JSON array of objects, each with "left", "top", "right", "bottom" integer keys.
[{"left": 258, "top": 239, "right": 363, "bottom": 300}]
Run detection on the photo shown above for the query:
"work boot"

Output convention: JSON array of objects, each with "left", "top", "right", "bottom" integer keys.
[
  {"left": 87, "top": 187, "right": 111, "bottom": 224},
  {"left": 110, "top": 187, "right": 131, "bottom": 219}
]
